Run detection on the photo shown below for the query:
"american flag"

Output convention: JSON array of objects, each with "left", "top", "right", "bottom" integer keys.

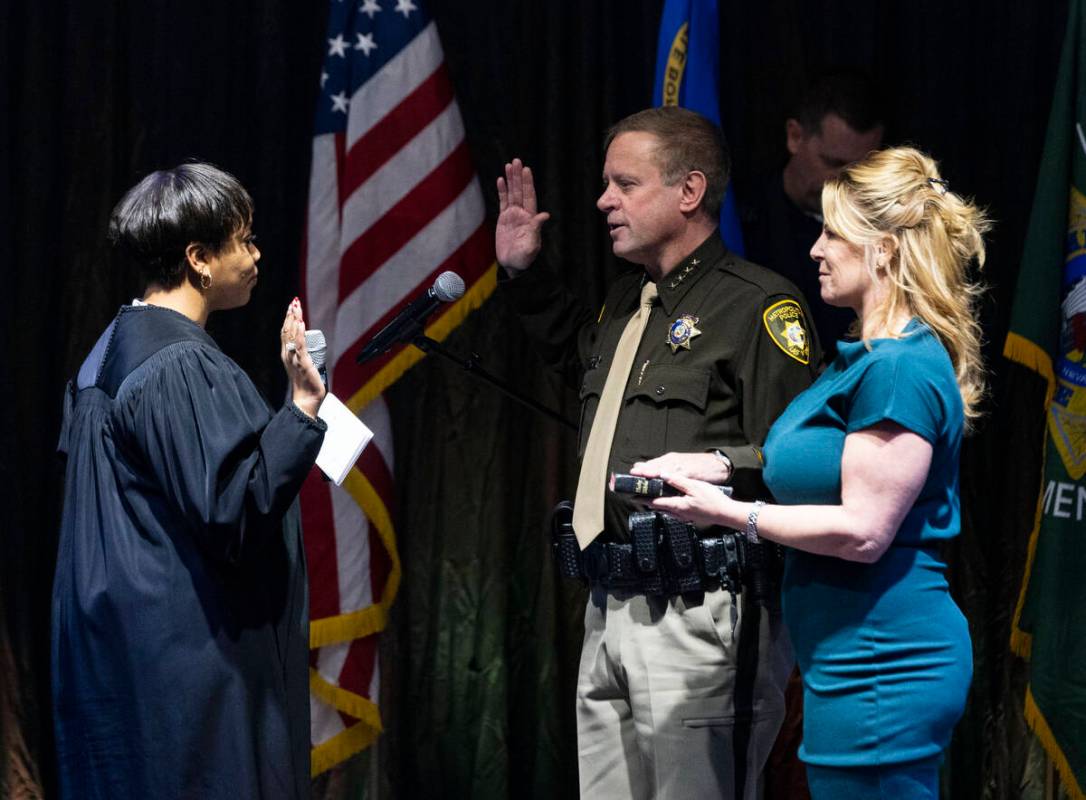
[{"left": 299, "top": 0, "right": 495, "bottom": 775}]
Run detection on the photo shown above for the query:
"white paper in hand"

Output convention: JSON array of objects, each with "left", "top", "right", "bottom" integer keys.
[{"left": 315, "top": 393, "right": 373, "bottom": 484}]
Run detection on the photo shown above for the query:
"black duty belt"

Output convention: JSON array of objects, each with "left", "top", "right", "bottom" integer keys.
[{"left": 549, "top": 501, "right": 782, "bottom": 605}]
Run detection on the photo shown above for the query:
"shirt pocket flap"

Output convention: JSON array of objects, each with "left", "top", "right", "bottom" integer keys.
[{"left": 626, "top": 365, "right": 711, "bottom": 410}]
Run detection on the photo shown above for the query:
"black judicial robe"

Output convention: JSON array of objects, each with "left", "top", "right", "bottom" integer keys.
[{"left": 52, "top": 305, "right": 326, "bottom": 799}]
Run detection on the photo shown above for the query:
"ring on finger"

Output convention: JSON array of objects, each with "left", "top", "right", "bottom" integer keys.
[{"left": 285, "top": 341, "right": 296, "bottom": 352}]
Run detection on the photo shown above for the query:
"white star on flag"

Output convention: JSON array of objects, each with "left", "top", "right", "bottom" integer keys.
[
  {"left": 354, "top": 32, "right": 377, "bottom": 56},
  {"left": 359, "top": 0, "right": 381, "bottom": 18},
  {"left": 330, "top": 91, "right": 349, "bottom": 113},
  {"left": 327, "top": 33, "right": 348, "bottom": 57},
  {"left": 320, "top": 70, "right": 329, "bottom": 88},
  {"left": 394, "top": 0, "right": 417, "bottom": 18}
]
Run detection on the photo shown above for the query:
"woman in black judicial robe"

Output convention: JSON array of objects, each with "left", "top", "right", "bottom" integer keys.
[{"left": 52, "top": 163, "right": 327, "bottom": 799}]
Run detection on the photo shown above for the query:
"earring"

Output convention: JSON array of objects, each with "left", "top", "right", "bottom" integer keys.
[{"left": 201, "top": 272, "right": 212, "bottom": 290}]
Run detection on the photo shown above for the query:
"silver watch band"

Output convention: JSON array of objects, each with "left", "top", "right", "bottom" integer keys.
[{"left": 745, "top": 500, "right": 766, "bottom": 543}]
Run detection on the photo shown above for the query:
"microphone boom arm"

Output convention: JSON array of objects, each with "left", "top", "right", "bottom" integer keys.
[{"left": 410, "top": 334, "right": 576, "bottom": 432}]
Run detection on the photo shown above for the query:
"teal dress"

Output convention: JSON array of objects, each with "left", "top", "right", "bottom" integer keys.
[{"left": 763, "top": 319, "right": 972, "bottom": 771}]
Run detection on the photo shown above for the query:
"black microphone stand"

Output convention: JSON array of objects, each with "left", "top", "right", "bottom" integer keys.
[{"left": 410, "top": 333, "right": 576, "bottom": 431}]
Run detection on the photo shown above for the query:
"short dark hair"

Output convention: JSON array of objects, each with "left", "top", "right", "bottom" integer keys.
[
  {"left": 795, "top": 70, "right": 884, "bottom": 136},
  {"left": 108, "top": 162, "right": 253, "bottom": 289},
  {"left": 604, "top": 106, "right": 730, "bottom": 219}
]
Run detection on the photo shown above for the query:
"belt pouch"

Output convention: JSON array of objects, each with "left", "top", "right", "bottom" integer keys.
[
  {"left": 550, "top": 501, "right": 583, "bottom": 580},
  {"left": 629, "top": 512, "right": 658, "bottom": 574},
  {"left": 699, "top": 537, "right": 724, "bottom": 580},
  {"left": 660, "top": 514, "right": 702, "bottom": 594},
  {"left": 722, "top": 532, "right": 743, "bottom": 593},
  {"left": 629, "top": 512, "right": 665, "bottom": 594}
]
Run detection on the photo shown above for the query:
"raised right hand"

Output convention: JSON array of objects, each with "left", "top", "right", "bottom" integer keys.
[
  {"left": 495, "top": 158, "right": 551, "bottom": 275},
  {"left": 280, "top": 298, "right": 326, "bottom": 419}
]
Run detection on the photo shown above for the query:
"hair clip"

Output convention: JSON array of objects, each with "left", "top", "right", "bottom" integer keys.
[{"left": 927, "top": 177, "right": 949, "bottom": 195}]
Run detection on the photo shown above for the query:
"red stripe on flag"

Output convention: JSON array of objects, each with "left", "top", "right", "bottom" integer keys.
[
  {"left": 339, "top": 65, "right": 455, "bottom": 206},
  {"left": 331, "top": 222, "right": 493, "bottom": 393},
  {"left": 343, "top": 512, "right": 392, "bottom": 703},
  {"left": 329, "top": 500, "right": 391, "bottom": 725},
  {"left": 338, "top": 140, "right": 477, "bottom": 302},
  {"left": 337, "top": 633, "right": 380, "bottom": 702},
  {"left": 333, "top": 633, "right": 380, "bottom": 727},
  {"left": 356, "top": 443, "right": 395, "bottom": 518},
  {"left": 300, "top": 471, "right": 342, "bottom": 621}
]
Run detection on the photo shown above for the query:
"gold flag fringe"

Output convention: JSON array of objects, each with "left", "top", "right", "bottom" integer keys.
[{"left": 307, "top": 264, "right": 498, "bottom": 774}]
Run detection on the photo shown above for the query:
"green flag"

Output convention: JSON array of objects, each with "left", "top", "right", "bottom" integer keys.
[{"left": 1006, "top": 0, "right": 1086, "bottom": 796}]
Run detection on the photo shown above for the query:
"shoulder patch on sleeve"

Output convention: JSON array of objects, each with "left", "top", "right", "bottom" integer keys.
[{"left": 762, "top": 299, "right": 810, "bottom": 364}]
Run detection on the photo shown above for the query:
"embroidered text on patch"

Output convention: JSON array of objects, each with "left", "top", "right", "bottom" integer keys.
[{"left": 762, "top": 300, "right": 810, "bottom": 364}]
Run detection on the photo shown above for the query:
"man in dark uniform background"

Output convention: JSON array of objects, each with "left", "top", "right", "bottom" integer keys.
[
  {"left": 495, "top": 107, "right": 820, "bottom": 799},
  {"left": 743, "top": 71, "right": 884, "bottom": 362}
]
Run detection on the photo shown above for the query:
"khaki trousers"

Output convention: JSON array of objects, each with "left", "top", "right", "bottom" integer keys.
[{"left": 576, "top": 584, "right": 792, "bottom": 799}]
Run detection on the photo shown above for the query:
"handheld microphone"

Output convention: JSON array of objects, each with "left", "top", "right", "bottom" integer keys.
[
  {"left": 305, "top": 329, "right": 328, "bottom": 387},
  {"left": 609, "top": 473, "right": 734, "bottom": 499},
  {"left": 356, "top": 271, "right": 465, "bottom": 363}
]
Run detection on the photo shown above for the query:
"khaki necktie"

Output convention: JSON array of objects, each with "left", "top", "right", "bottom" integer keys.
[{"left": 572, "top": 280, "right": 658, "bottom": 548}]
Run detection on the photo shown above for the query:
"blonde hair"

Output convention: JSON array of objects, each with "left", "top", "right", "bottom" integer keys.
[{"left": 821, "top": 146, "right": 990, "bottom": 425}]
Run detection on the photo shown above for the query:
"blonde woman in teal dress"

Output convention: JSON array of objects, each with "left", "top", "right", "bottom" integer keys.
[{"left": 634, "top": 146, "right": 989, "bottom": 799}]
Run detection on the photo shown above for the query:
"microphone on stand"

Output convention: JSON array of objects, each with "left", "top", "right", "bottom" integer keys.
[{"left": 356, "top": 271, "right": 465, "bottom": 363}]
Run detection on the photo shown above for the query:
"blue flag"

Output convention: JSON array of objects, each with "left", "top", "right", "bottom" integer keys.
[{"left": 653, "top": 0, "right": 744, "bottom": 255}]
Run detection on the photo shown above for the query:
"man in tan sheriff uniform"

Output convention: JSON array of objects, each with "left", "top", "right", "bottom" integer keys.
[{"left": 495, "top": 107, "right": 821, "bottom": 799}]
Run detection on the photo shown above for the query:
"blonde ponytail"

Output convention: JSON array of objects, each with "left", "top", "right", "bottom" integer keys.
[{"left": 821, "top": 146, "right": 991, "bottom": 426}]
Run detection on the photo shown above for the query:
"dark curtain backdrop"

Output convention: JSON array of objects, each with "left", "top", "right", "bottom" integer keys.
[{"left": 2, "top": 1, "right": 1069, "bottom": 797}]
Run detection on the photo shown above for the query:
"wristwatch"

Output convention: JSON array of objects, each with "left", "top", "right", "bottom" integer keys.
[{"left": 711, "top": 449, "right": 733, "bottom": 483}]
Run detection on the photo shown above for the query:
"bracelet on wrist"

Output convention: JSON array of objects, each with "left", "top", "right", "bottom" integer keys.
[{"left": 744, "top": 500, "right": 766, "bottom": 544}]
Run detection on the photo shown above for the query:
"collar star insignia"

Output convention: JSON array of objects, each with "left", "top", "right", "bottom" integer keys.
[
  {"left": 668, "top": 259, "right": 699, "bottom": 289},
  {"left": 667, "top": 314, "right": 702, "bottom": 352}
]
